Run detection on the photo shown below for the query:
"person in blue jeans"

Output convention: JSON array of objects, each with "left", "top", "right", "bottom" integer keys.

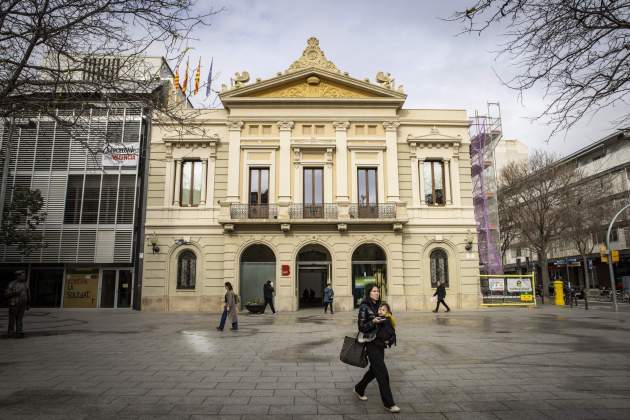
[{"left": 216, "top": 282, "right": 239, "bottom": 331}]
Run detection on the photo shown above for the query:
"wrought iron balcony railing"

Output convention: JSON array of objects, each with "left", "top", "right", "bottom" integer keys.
[
  {"left": 349, "top": 203, "right": 396, "bottom": 219},
  {"left": 289, "top": 203, "right": 338, "bottom": 219},
  {"left": 230, "top": 204, "right": 278, "bottom": 219}
]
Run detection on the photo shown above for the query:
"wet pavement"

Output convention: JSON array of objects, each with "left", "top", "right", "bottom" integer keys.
[{"left": 1, "top": 305, "right": 630, "bottom": 419}]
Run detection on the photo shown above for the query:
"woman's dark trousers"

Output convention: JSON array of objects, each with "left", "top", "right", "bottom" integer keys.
[
  {"left": 218, "top": 308, "right": 237, "bottom": 330},
  {"left": 324, "top": 302, "right": 334, "bottom": 313},
  {"left": 355, "top": 342, "right": 395, "bottom": 408},
  {"left": 435, "top": 298, "right": 450, "bottom": 312}
]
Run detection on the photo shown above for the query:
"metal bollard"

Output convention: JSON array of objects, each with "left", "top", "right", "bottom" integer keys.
[{"left": 584, "top": 294, "right": 588, "bottom": 310}]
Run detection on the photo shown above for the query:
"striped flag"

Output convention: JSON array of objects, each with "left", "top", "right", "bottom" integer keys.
[
  {"left": 193, "top": 58, "right": 201, "bottom": 95},
  {"left": 173, "top": 65, "right": 180, "bottom": 93},
  {"left": 206, "top": 58, "right": 213, "bottom": 97},
  {"left": 182, "top": 58, "right": 190, "bottom": 94}
]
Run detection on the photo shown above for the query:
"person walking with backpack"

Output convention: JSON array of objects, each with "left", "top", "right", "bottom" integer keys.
[
  {"left": 216, "top": 282, "right": 239, "bottom": 331},
  {"left": 353, "top": 284, "right": 400, "bottom": 413},
  {"left": 432, "top": 281, "right": 450, "bottom": 313},
  {"left": 323, "top": 283, "right": 334, "bottom": 314},
  {"left": 262, "top": 280, "right": 276, "bottom": 314}
]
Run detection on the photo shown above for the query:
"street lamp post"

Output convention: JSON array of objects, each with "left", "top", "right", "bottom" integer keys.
[{"left": 606, "top": 203, "right": 630, "bottom": 312}]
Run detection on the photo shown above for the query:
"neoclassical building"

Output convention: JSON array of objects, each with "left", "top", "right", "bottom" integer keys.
[{"left": 141, "top": 38, "right": 480, "bottom": 312}]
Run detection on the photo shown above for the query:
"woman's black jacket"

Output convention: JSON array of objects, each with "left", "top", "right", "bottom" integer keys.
[{"left": 357, "top": 298, "right": 379, "bottom": 334}]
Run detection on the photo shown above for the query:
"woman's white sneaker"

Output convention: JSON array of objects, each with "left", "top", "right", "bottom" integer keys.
[
  {"left": 353, "top": 389, "right": 367, "bottom": 401},
  {"left": 387, "top": 405, "right": 401, "bottom": 413}
]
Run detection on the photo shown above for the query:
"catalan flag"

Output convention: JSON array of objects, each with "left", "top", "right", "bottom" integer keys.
[
  {"left": 173, "top": 65, "right": 180, "bottom": 93},
  {"left": 182, "top": 58, "right": 190, "bottom": 94},
  {"left": 193, "top": 58, "right": 201, "bottom": 95}
]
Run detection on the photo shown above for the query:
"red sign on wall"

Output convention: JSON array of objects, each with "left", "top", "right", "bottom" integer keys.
[{"left": 281, "top": 264, "right": 290, "bottom": 276}]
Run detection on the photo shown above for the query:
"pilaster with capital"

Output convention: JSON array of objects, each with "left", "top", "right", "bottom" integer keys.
[
  {"left": 277, "top": 120, "right": 294, "bottom": 218},
  {"left": 173, "top": 159, "right": 182, "bottom": 206},
  {"left": 226, "top": 121, "right": 243, "bottom": 203},
  {"left": 333, "top": 121, "right": 350, "bottom": 218},
  {"left": 383, "top": 121, "right": 401, "bottom": 203}
]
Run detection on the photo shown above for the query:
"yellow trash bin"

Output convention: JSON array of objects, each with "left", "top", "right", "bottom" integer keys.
[{"left": 553, "top": 280, "right": 564, "bottom": 306}]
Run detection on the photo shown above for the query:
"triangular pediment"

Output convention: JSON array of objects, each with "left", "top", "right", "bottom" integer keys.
[
  {"left": 220, "top": 68, "right": 406, "bottom": 107},
  {"left": 219, "top": 37, "right": 406, "bottom": 108}
]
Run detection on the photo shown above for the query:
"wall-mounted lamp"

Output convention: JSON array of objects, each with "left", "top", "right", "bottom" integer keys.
[{"left": 148, "top": 232, "right": 160, "bottom": 254}]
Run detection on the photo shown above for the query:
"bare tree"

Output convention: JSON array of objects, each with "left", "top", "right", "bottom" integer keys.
[
  {"left": 452, "top": 1, "right": 630, "bottom": 137},
  {"left": 499, "top": 150, "right": 581, "bottom": 297},
  {"left": 560, "top": 173, "right": 618, "bottom": 291},
  {"left": 497, "top": 186, "right": 517, "bottom": 264}
]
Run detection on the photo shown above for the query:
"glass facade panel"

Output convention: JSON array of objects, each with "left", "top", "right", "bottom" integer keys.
[{"left": 181, "top": 161, "right": 192, "bottom": 206}]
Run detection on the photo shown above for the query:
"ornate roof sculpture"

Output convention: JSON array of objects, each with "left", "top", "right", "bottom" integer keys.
[{"left": 286, "top": 37, "right": 340, "bottom": 74}]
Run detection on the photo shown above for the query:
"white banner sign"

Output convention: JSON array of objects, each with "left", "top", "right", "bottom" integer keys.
[
  {"left": 507, "top": 278, "right": 532, "bottom": 293},
  {"left": 102, "top": 142, "right": 139, "bottom": 167},
  {"left": 489, "top": 278, "right": 505, "bottom": 291}
]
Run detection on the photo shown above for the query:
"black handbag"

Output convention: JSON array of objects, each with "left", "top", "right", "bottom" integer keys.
[{"left": 340, "top": 335, "right": 368, "bottom": 368}]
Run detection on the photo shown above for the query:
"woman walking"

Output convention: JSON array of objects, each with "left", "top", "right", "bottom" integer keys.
[
  {"left": 353, "top": 284, "right": 400, "bottom": 413},
  {"left": 216, "top": 282, "right": 239, "bottom": 331}
]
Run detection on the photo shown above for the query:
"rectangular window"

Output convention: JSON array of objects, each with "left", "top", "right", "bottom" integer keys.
[
  {"left": 248, "top": 125, "right": 259, "bottom": 135},
  {"left": 302, "top": 125, "right": 312, "bottom": 135},
  {"left": 64, "top": 175, "right": 84, "bottom": 224},
  {"left": 367, "top": 125, "right": 377, "bottom": 135},
  {"left": 357, "top": 167, "right": 378, "bottom": 217},
  {"left": 63, "top": 175, "right": 100, "bottom": 224},
  {"left": 355, "top": 125, "right": 365, "bottom": 135},
  {"left": 303, "top": 167, "right": 324, "bottom": 218},
  {"left": 99, "top": 175, "right": 118, "bottom": 224},
  {"left": 249, "top": 167, "right": 270, "bottom": 218},
  {"left": 314, "top": 125, "right": 325, "bottom": 136},
  {"left": 180, "top": 161, "right": 202, "bottom": 207},
  {"left": 261, "top": 125, "right": 272, "bottom": 135},
  {"left": 423, "top": 160, "right": 446, "bottom": 205},
  {"left": 117, "top": 175, "right": 135, "bottom": 223}
]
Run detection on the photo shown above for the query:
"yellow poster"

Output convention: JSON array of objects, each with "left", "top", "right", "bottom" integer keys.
[{"left": 64, "top": 268, "right": 99, "bottom": 308}]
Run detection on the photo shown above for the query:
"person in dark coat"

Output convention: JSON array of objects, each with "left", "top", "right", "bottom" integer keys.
[
  {"left": 353, "top": 284, "right": 400, "bottom": 413},
  {"left": 5, "top": 269, "right": 30, "bottom": 338},
  {"left": 432, "top": 281, "right": 450, "bottom": 312},
  {"left": 323, "top": 283, "right": 334, "bottom": 314},
  {"left": 262, "top": 280, "right": 276, "bottom": 314}
]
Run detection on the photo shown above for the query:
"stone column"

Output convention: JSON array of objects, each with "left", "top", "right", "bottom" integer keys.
[
  {"left": 410, "top": 143, "right": 420, "bottom": 206},
  {"left": 226, "top": 121, "right": 243, "bottom": 203},
  {"left": 419, "top": 158, "right": 426, "bottom": 207},
  {"left": 324, "top": 147, "right": 334, "bottom": 203},
  {"left": 200, "top": 159, "right": 208, "bottom": 206},
  {"left": 277, "top": 121, "right": 294, "bottom": 219},
  {"left": 383, "top": 121, "right": 401, "bottom": 203},
  {"left": 173, "top": 159, "right": 182, "bottom": 206},
  {"left": 333, "top": 121, "right": 350, "bottom": 218}
]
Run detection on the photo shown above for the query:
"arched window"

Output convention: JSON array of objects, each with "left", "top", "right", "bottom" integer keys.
[
  {"left": 430, "top": 249, "right": 448, "bottom": 288},
  {"left": 177, "top": 250, "right": 196, "bottom": 289}
]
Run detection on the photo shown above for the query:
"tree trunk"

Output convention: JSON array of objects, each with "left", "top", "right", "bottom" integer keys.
[{"left": 539, "top": 252, "right": 550, "bottom": 299}]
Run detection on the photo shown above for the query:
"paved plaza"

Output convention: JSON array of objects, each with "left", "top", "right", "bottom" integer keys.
[{"left": 2, "top": 304, "right": 630, "bottom": 420}]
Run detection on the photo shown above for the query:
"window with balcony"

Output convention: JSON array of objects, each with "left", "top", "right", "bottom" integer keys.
[
  {"left": 303, "top": 167, "right": 324, "bottom": 218},
  {"left": 180, "top": 161, "right": 202, "bottom": 207},
  {"left": 424, "top": 160, "right": 446, "bottom": 205},
  {"left": 249, "top": 167, "right": 270, "bottom": 218},
  {"left": 357, "top": 167, "right": 378, "bottom": 218}
]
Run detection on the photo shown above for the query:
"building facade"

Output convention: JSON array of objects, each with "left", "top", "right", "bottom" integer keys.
[
  {"left": 502, "top": 129, "right": 630, "bottom": 290},
  {"left": 0, "top": 57, "right": 176, "bottom": 309},
  {"left": 141, "top": 38, "right": 480, "bottom": 312}
]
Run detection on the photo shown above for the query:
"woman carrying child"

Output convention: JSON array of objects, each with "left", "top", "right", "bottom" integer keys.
[{"left": 353, "top": 284, "right": 400, "bottom": 413}]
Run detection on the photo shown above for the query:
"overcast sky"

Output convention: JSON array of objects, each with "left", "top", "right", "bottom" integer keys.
[{"left": 177, "top": 0, "right": 630, "bottom": 157}]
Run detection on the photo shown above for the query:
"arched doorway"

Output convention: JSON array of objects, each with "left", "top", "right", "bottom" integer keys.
[
  {"left": 296, "top": 244, "right": 331, "bottom": 309},
  {"left": 240, "top": 244, "right": 276, "bottom": 307},
  {"left": 352, "top": 244, "right": 387, "bottom": 307}
]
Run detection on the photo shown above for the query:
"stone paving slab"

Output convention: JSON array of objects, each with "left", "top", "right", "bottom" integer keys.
[{"left": 1, "top": 305, "right": 630, "bottom": 419}]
